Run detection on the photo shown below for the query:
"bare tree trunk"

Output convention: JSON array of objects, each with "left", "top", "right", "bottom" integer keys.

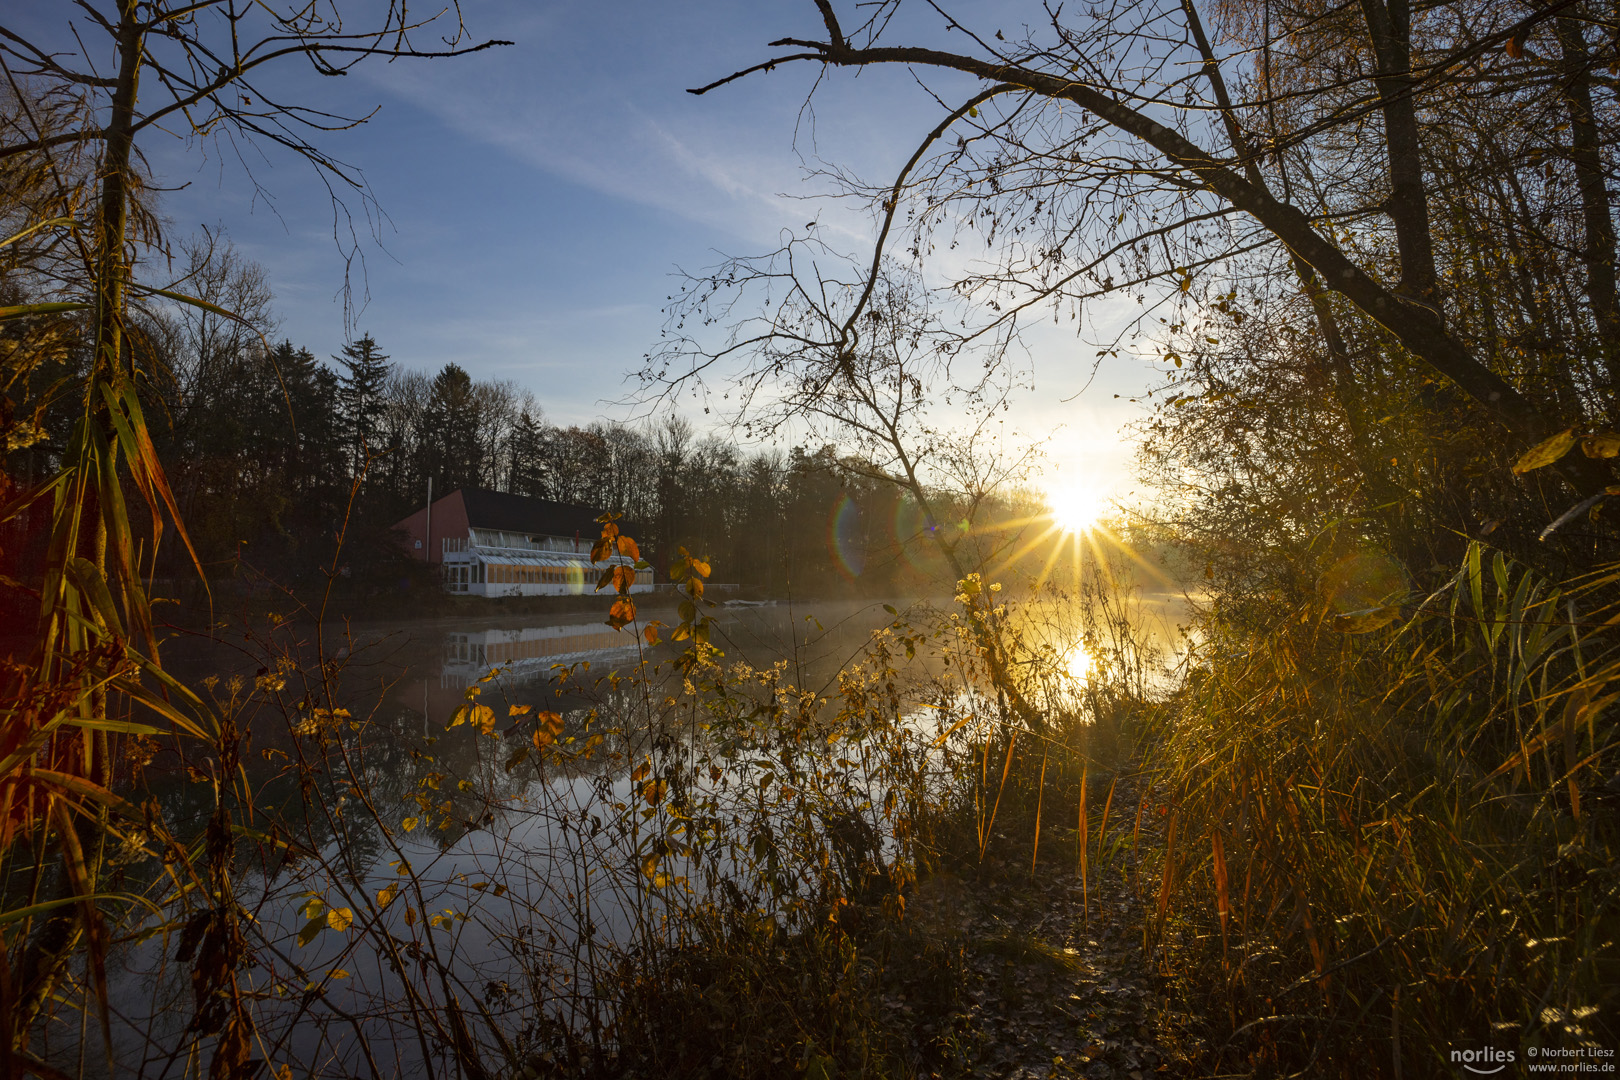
[
  {"left": 1555, "top": 12, "right": 1620, "bottom": 406},
  {"left": 1358, "top": 0, "right": 1441, "bottom": 311}
]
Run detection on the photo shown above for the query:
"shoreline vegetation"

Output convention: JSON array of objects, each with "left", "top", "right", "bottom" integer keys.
[
  {"left": 3, "top": 0, "right": 1618, "bottom": 1076},
  {"left": 10, "top": 519, "right": 1616, "bottom": 1078}
]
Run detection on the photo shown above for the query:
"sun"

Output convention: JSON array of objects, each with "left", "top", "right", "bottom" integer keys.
[{"left": 1045, "top": 481, "right": 1110, "bottom": 533}]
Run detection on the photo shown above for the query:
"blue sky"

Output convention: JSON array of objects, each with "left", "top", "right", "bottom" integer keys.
[{"left": 35, "top": 0, "right": 1159, "bottom": 496}]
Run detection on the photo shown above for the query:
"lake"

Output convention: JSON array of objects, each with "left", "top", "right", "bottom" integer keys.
[{"left": 72, "top": 590, "right": 1191, "bottom": 1076}]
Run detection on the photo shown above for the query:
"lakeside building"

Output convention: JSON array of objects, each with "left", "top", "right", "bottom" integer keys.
[{"left": 393, "top": 487, "right": 653, "bottom": 597}]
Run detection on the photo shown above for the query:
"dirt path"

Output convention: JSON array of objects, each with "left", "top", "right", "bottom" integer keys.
[{"left": 894, "top": 786, "right": 1200, "bottom": 1079}]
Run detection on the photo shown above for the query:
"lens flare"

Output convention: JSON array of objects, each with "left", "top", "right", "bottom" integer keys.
[
  {"left": 828, "top": 494, "right": 865, "bottom": 579},
  {"left": 893, "top": 496, "right": 933, "bottom": 574}
]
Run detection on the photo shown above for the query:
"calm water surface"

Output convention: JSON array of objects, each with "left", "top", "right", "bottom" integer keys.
[{"left": 87, "top": 593, "right": 1190, "bottom": 1075}]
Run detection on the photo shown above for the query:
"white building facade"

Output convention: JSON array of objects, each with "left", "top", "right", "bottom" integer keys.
[{"left": 395, "top": 488, "right": 654, "bottom": 598}]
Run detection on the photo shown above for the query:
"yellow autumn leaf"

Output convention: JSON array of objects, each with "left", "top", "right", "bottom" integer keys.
[
  {"left": 326, "top": 907, "right": 354, "bottom": 932},
  {"left": 451, "top": 704, "right": 496, "bottom": 732},
  {"left": 1583, "top": 431, "right": 1620, "bottom": 458},
  {"left": 401, "top": 817, "right": 419, "bottom": 832},
  {"left": 377, "top": 883, "right": 399, "bottom": 910},
  {"left": 1512, "top": 428, "right": 1576, "bottom": 474}
]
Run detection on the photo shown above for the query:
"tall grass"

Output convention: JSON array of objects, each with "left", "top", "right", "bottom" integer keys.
[
  {"left": 1139, "top": 543, "right": 1619, "bottom": 1075},
  {"left": 0, "top": 202, "right": 232, "bottom": 1071}
]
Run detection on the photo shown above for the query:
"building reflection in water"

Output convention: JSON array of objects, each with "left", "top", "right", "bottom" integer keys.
[{"left": 440, "top": 623, "right": 646, "bottom": 689}]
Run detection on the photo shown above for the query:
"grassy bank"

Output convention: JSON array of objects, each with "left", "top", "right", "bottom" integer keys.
[{"left": 584, "top": 544, "right": 1618, "bottom": 1078}]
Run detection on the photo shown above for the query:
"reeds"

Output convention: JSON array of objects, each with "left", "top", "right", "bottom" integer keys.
[{"left": 1137, "top": 542, "right": 1619, "bottom": 1075}]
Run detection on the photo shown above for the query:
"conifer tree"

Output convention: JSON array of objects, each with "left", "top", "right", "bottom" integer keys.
[
  {"left": 421, "top": 362, "right": 483, "bottom": 492},
  {"left": 508, "top": 408, "right": 548, "bottom": 497},
  {"left": 335, "top": 334, "right": 391, "bottom": 476}
]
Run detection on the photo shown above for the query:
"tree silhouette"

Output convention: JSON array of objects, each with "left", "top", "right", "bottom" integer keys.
[{"left": 335, "top": 334, "right": 392, "bottom": 476}]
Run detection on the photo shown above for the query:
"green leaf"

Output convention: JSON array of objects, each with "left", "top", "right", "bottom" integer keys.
[
  {"left": 0, "top": 891, "right": 162, "bottom": 926},
  {"left": 65, "top": 557, "right": 125, "bottom": 636},
  {"left": 296, "top": 916, "right": 326, "bottom": 947},
  {"left": 139, "top": 285, "right": 246, "bottom": 322},
  {"left": 0, "top": 301, "right": 90, "bottom": 322},
  {"left": 0, "top": 216, "right": 77, "bottom": 250}
]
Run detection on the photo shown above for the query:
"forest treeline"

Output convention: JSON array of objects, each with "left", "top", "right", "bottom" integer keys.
[{"left": 3, "top": 239, "right": 1002, "bottom": 603}]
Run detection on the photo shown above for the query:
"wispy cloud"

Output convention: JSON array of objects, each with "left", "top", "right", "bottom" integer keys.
[{"left": 361, "top": 65, "right": 827, "bottom": 248}]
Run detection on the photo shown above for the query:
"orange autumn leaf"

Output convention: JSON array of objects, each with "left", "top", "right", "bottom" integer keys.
[{"left": 607, "top": 597, "right": 636, "bottom": 629}]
